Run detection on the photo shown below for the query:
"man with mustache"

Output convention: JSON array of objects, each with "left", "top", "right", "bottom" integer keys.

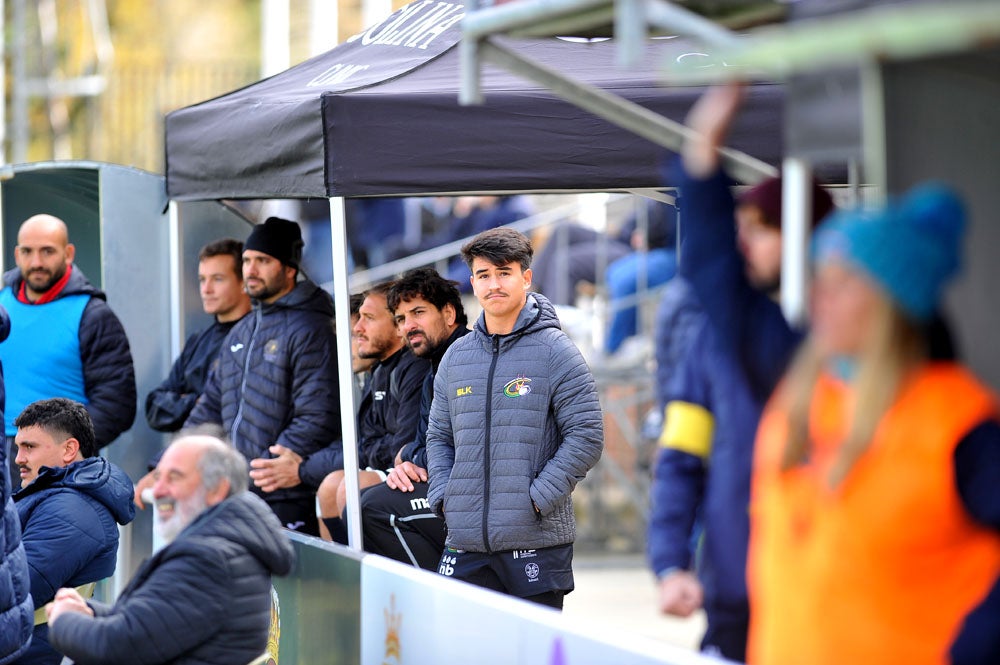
[
  {"left": 316, "top": 281, "right": 429, "bottom": 543},
  {"left": 12, "top": 398, "right": 135, "bottom": 665},
  {"left": 0, "top": 214, "right": 136, "bottom": 485},
  {"left": 46, "top": 430, "right": 294, "bottom": 665},
  {"left": 356, "top": 267, "right": 469, "bottom": 569},
  {"left": 426, "top": 228, "right": 604, "bottom": 609}
]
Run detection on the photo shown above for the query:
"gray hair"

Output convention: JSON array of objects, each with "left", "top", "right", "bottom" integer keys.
[{"left": 173, "top": 425, "right": 248, "bottom": 497}]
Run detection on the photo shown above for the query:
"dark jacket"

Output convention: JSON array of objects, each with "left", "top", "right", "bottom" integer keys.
[
  {"left": 145, "top": 318, "right": 241, "bottom": 432},
  {"left": 357, "top": 346, "right": 429, "bottom": 471},
  {"left": 2, "top": 267, "right": 137, "bottom": 447},
  {"left": 647, "top": 278, "right": 709, "bottom": 577},
  {"left": 398, "top": 326, "right": 471, "bottom": 470},
  {"left": 655, "top": 160, "right": 802, "bottom": 619},
  {"left": 186, "top": 280, "right": 340, "bottom": 503},
  {"left": 0, "top": 304, "right": 33, "bottom": 665},
  {"left": 426, "top": 293, "right": 603, "bottom": 552},
  {"left": 14, "top": 457, "right": 136, "bottom": 664},
  {"left": 49, "top": 491, "right": 295, "bottom": 665}
]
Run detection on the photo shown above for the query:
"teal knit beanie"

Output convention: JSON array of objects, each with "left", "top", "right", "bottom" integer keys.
[{"left": 813, "top": 183, "right": 966, "bottom": 322}]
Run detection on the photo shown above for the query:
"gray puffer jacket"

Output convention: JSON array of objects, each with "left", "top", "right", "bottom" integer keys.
[{"left": 427, "top": 293, "right": 603, "bottom": 552}]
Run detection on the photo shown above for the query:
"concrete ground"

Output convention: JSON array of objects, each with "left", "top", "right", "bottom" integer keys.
[{"left": 564, "top": 554, "right": 706, "bottom": 651}]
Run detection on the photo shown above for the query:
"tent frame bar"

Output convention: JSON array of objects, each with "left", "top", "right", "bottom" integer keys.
[{"left": 463, "top": 38, "right": 777, "bottom": 185}]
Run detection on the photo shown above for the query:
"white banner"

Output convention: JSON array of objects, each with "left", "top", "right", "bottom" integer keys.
[{"left": 361, "top": 555, "right": 721, "bottom": 665}]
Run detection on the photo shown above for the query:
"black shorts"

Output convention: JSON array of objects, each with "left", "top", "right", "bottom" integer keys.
[
  {"left": 264, "top": 495, "right": 319, "bottom": 537},
  {"left": 437, "top": 544, "right": 575, "bottom": 599}
]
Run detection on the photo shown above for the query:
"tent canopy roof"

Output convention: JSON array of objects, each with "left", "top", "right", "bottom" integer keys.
[{"left": 165, "top": 1, "right": 783, "bottom": 201}]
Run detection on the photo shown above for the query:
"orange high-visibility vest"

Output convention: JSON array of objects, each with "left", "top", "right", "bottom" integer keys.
[{"left": 747, "top": 363, "right": 1000, "bottom": 665}]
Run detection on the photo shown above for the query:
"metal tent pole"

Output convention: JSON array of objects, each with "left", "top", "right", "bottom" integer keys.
[
  {"left": 780, "top": 157, "right": 811, "bottom": 327},
  {"left": 329, "top": 197, "right": 363, "bottom": 550}
]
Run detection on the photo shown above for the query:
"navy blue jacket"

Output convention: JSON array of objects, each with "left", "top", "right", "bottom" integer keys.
[
  {"left": 2, "top": 267, "right": 137, "bottom": 448},
  {"left": 186, "top": 280, "right": 340, "bottom": 504},
  {"left": 145, "top": 318, "right": 241, "bottom": 433},
  {"left": 647, "top": 278, "right": 710, "bottom": 576},
  {"left": 49, "top": 492, "right": 294, "bottom": 665},
  {"left": 0, "top": 304, "right": 33, "bottom": 665},
  {"left": 14, "top": 457, "right": 135, "bottom": 664}
]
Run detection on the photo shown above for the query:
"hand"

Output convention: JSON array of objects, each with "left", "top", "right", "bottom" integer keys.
[
  {"left": 683, "top": 82, "right": 747, "bottom": 178},
  {"left": 385, "top": 462, "right": 427, "bottom": 492},
  {"left": 393, "top": 448, "right": 404, "bottom": 466},
  {"left": 133, "top": 471, "right": 156, "bottom": 510},
  {"left": 46, "top": 587, "right": 94, "bottom": 626},
  {"left": 249, "top": 445, "right": 303, "bottom": 493},
  {"left": 657, "top": 570, "right": 704, "bottom": 618}
]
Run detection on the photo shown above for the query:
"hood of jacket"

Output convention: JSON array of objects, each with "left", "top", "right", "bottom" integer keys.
[
  {"left": 257, "top": 279, "right": 333, "bottom": 318},
  {"left": 3, "top": 264, "right": 105, "bottom": 301},
  {"left": 17, "top": 457, "right": 135, "bottom": 525},
  {"left": 472, "top": 292, "right": 561, "bottom": 347},
  {"left": 179, "top": 491, "right": 295, "bottom": 576}
]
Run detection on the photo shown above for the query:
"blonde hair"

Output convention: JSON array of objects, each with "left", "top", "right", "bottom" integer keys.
[{"left": 780, "top": 298, "right": 926, "bottom": 487}]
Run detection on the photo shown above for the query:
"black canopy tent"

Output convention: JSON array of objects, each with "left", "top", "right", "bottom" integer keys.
[
  {"left": 162, "top": 1, "right": 784, "bottom": 548},
  {"left": 164, "top": 2, "right": 783, "bottom": 200}
]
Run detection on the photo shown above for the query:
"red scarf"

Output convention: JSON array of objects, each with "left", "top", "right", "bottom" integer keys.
[{"left": 18, "top": 264, "right": 73, "bottom": 305}]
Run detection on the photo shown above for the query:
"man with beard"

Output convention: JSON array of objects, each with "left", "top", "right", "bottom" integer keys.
[
  {"left": 357, "top": 267, "right": 469, "bottom": 569},
  {"left": 186, "top": 217, "right": 340, "bottom": 536},
  {"left": 46, "top": 430, "right": 295, "bottom": 665},
  {"left": 316, "top": 281, "right": 428, "bottom": 543},
  {"left": 0, "top": 214, "right": 136, "bottom": 481},
  {"left": 12, "top": 398, "right": 135, "bottom": 665}
]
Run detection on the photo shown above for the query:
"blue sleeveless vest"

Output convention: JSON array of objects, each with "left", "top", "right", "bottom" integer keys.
[{"left": 0, "top": 287, "right": 89, "bottom": 435}]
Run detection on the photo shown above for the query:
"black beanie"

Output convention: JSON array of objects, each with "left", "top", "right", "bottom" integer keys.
[{"left": 244, "top": 217, "right": 304, "bottom": 268}]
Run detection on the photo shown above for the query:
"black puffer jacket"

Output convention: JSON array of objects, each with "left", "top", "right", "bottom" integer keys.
[
  {"left": 49, "top": 491, "right": 295, "bottom": 665},
  {"left": 186, "top": 280, "right": 340, "bottom": 502},
  {"left": 2, "top": 266, "right": 137, "bottom": 447}
]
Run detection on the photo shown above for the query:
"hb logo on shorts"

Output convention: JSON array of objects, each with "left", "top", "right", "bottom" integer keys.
[{"left": 439, "top": 554, "right": 457, "bottom": 577}]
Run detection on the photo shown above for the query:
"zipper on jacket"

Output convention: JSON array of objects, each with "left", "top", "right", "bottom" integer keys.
[
  {"left": 230, "top": 306, "right": 262, "bottom": 450},
  {"left": 482, "top": 334, "right": 500, "bottom": 553}
]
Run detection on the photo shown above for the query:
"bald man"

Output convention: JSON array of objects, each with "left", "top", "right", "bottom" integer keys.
[
  {"left": 0, "top": 214, "right": 136, "bottom": 477},
  {"left": 46, "top": 430, "right": 294, "bottom": 665}
]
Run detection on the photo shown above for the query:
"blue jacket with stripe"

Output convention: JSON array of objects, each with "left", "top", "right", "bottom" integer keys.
[{"left": 654, "top": 160, "right": 804, "bottom": 617}]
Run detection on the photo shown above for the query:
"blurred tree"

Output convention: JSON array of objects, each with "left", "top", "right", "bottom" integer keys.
[{"left": 13, "top": 0, "right": 409, "bottom": 172}]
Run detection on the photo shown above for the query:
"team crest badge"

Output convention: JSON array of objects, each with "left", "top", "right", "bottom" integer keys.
[
  {"left": 264, "top": 339, "right": 280, "bottom": 362},
  {"left": 503, "top": 376, "right": 532, "bottom": 398}
]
